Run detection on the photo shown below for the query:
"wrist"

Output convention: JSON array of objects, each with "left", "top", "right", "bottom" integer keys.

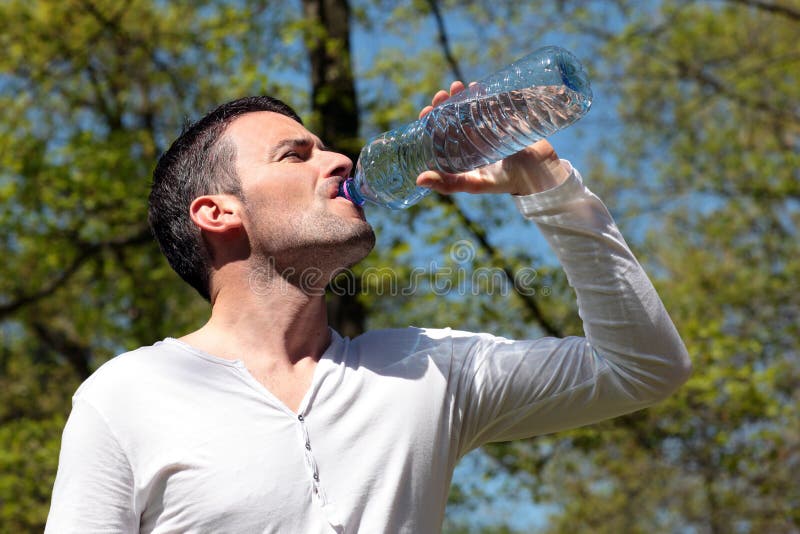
[{"left": 511, "top": 157, "right": 570, "bottom": 196}]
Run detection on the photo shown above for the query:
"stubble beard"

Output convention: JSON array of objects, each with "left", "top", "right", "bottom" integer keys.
[{"left": 251, "top": 205, "right": 376, "bottom": 292}]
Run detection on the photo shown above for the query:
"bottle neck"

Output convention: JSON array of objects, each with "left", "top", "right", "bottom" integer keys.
[{"left": 338, "top": 177, "right": 366, "bottom": 206}]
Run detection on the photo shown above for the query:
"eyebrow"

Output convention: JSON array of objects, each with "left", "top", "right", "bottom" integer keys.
[{"left": 267, "top": 137, "right": 329, "bottom": 160}]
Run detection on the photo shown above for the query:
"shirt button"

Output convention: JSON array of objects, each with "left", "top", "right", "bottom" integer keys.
[
  {"left": 313, "top": 473, "right": 320, "bottom": 481},
  {"left": 298, "top": 414, "right": 304, "bottom": 422},
  {"left": 305, "top": 443, "right": 311, "bottom": 451}
]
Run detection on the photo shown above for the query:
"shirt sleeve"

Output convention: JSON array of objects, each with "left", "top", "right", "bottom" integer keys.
[
  {"left": 46, "top": 397, "right": 138, "bottom": 533},
  {"left": 453, "top": 162, "right": 692, "bottom": 455}
]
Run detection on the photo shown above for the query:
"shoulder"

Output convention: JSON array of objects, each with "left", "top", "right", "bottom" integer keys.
[
  {"left": 73, "top": 339, "right": 197, "bottom": 407},
  {"left": 342, "top": 326, "right": 494, "bottom": 369},
  {"left": 349, "top": 326, "right": 455, "bottom": 350},
  {"left": 349, "top": 326, "right": 500, "bottom": 349}
]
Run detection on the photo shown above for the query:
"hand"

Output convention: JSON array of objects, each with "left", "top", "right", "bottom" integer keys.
[{"left": 416, "top": 81, "right": 569, "bottom": 196}]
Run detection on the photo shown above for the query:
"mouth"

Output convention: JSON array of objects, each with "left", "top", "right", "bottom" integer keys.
[
  {"left": 327, "top": 177, "right": 347, "bottom": 199},
  {"left": 326, "top": 178, "right": 366, "bottom": 219}
]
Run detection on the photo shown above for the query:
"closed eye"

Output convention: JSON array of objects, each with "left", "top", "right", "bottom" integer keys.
[
  {"left": 280, "top": 151, "right": 303, "bottom": 161},
  {"left": 269, "top": 137, "right": 324, "bottom": 162}
]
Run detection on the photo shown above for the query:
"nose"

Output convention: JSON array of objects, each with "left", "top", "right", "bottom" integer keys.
[{"left": 322, "top": 149, "right": 353, "bottom": 179}]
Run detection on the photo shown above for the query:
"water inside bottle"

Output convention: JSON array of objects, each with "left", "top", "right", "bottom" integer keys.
[{"left": 429, "top": 85, "right": 591, "bottom": 174}]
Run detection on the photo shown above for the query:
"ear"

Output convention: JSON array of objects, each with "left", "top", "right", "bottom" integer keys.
[{"left": 189, "top": 195, "right": 244, "bottom": 234}]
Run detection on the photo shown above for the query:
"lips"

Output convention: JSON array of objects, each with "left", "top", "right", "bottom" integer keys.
[{"left": 326, "top": 177, "right": 347, "bottom": 199}]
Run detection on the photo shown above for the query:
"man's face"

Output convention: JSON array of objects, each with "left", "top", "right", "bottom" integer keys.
[{"left": 226, "top": 111, "right": 375, "bottom": 279}]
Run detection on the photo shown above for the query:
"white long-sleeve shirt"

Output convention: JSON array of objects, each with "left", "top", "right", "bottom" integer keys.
[{"left": 46, "top": 164, "right": 691, "bottom": 533}]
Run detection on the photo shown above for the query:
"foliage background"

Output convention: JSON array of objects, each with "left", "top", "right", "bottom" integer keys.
[{"left": 1, "top": 0, "right": 798, "bottom": 532}]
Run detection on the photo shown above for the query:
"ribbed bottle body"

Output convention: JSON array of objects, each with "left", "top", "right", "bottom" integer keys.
[{"left": 345, "top": 46, "right": 592, "bottom": 209}]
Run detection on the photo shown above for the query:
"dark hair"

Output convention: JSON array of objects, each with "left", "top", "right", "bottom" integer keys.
[{"left": 148, "top": 96, "right": 302, "bottom": 301}]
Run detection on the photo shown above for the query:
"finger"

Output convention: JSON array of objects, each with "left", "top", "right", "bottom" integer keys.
[
  {"left": 449, "top": 80, "right": 466, "bottom": 96},
  {"left": 417, "top": 171, "right": 455, "bottom": 193},
  {"left": 416, "top": 170, "right": 486, "bottom": 195},
  {"left": 418, "top": 105, "right": 434, "bottom": 119},
  {"left": 431, "top": 89, "right": 450, "bottom": 108},
  {"left": 421, "top": 81, "right": 470, "bottom": 119}
]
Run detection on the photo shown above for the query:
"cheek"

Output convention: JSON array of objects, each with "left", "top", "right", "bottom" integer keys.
[
  {"left": 243, "top": 171, "right": 314, "bottom": 200},
  {"left": 243, "top": 183, "right": 311, "bottom": 215}
]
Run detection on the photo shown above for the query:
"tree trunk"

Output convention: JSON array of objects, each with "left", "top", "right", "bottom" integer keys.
[
  {"left": 302, "top": 0, "right": 360, "bottom": 160},
  {"left": 301, "top": 0, "right": 366, "bottom": 338}
]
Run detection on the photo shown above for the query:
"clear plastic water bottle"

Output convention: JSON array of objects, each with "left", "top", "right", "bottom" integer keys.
[{"left": 338, "top": 45, "right": 592, "bottom": 209}]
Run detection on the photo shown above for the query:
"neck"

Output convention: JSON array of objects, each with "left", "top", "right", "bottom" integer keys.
[{"left": 182, "top": 262, "right": 332, "bottom": 369}]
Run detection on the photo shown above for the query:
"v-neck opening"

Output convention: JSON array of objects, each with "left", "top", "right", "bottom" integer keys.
[{"left": 162, "top": 329, "right": 342, "bottom": 417}]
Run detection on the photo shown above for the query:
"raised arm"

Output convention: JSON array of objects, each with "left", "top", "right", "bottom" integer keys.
[{"left": 417, "top": 82, "right": 691, "bottom": 454}]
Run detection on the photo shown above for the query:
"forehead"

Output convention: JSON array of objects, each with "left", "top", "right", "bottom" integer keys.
[{"left": 225, "top": 111, "right": 318, "bottom": 154}]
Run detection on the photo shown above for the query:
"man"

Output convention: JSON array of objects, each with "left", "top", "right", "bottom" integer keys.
[{"left": 46, "top": 82, "right": 691, "bottom": 533}]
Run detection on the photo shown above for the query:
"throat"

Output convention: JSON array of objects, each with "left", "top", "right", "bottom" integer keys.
[{"left": 246, "top": 358, "right": 319, "bottom": 414}]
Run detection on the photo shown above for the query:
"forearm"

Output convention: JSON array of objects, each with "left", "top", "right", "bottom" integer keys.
[{"left": 515, "top": 162, "right": 691, "bottom": 400}]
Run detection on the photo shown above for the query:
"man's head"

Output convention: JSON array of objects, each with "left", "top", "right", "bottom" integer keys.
[{"left": 149, "top": 96, "right": 374, "bottom": 301}]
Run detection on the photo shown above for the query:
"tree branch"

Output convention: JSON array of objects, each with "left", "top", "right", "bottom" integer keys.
[
  {"left": 30, "top": 321, "right": 93, "bottom": 380},
  {"left": 674, "top": 58, "right": 800, "bottom": 124},
  {"left": 0, "top": 227, "right": 152, "bottom": 319},
  {"left": 726, "top": 0, "right": 800, "bottom": 21},
  {"left": 75, "top": 0, "right": 187, "bottom": 103},
  {"left": 437, "top": 195, "right": 563, "bottom": 337},
  {"left": 425, "top": 0, "right": 465, "bottom": 81}
]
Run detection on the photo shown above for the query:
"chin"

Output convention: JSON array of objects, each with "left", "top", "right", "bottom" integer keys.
[{"left": 329, "top": 196, "right": 367, "bottom": 219}]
